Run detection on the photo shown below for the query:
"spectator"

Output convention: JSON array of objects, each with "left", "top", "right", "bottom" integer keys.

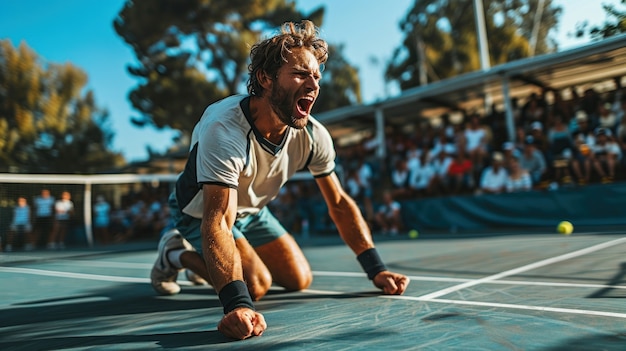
[
  {"left": 590, "top": 128, "right": 621, "bottom": 183},
  {"left": 93, "top": 195, "right": 112, "bottom": 246},
  {"left": 431, "top": 126, "right": 457, "bottom": 158},
  {"left": 48, "top": 191, "right": 74, "bottom": 250},
  {"left": 502, "top": 141, "right": 521, "bottom": 167},
  {"left": 616, "top": 99, "right": 626, "bottom": 167},
  {"left": 430, "top": 147, "right": 453, "bottom": 195},
  {"left": 572, "top": 110, "right": 595, "bottom": 184},
  {"left": 464, "top": 114, "right": 488, "bottom": 170},
  {"left": 448, "top": 150, "right": 474, "bottom": 194},
  {"left": 519, "top": 136, "right": 547, "bottom": 187},
  {"left": 405, "top": 143, "right": 422, "bottom": 172},
  {"left": 506, "top": 156, "right": 533, "bottom": 192},
  {"left": 521, "top": 92, "right": 546, "bottom": 129},
  {"left": 408, "top": 150, "right": 435, "bottom": 197},
  {"left": 374, "top": 191, "right": 403, "bottom": 236},
  {"left": 479, "top": 152, "right": 508, "bottom": 194},
  {"left": 6, "top": 197, "right": 32, "bottom": 252},
  {"left": 529, "top": 121, "right": 549, "bottom": 156},
  {"left": 597, "top": 102, "right": 618, "bottom": 134},
  {"left": 547, "top": 113, "right": 581, "bottom": 185},
  {"left": 32, "top": 189, "right": 55, "bottom": 249},
  {"left": 579, "top": 88, "right": 601, "bottom": 126},
  {"left": 390, "top": 158, "right": 412, "bottom": 199},
  {"left": 344, "top": 168, "right": 362, "bottom": 201}
]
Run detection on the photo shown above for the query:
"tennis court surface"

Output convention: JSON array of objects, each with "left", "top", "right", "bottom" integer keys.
[{"left": 1, "top": 231, "right": 625, "bottom": 350}]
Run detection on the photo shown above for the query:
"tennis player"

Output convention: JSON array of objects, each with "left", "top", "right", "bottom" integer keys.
[{"left": 150, "top": 20, "right": 410, "bottom": 340}]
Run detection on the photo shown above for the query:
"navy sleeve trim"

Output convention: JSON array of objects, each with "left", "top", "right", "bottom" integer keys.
[
  {"left": 313, "top": 170, "right": 335, "bottom": 179},
  {"left": 199, "top": 181, "right": 238, "bottom": 190}
]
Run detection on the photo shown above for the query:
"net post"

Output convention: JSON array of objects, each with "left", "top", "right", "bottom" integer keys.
[{"left": 83, "top": 182, "right": 94, "bottom": 247}]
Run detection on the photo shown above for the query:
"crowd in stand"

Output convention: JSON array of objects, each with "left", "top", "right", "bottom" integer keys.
[
  {"left": 270, "top": 78, "right": 626, "bottom": 234},
  {"left": 1, "top": 186, "right": 171, "bottom": 252},
  {"left": 342, "top": 79, "right": 625, "bottom": 202}
]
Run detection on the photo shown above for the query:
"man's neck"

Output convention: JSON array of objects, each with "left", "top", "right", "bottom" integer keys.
[{"left": 249, "top": 96, "right": 289, "bottom": 144}]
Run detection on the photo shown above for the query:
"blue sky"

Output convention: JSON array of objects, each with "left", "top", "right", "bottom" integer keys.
[{"left": 0, "top": 0, "right": 619, "bottom": 162}]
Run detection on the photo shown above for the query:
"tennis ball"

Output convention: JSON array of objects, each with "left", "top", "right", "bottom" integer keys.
[
  {"left": 408, "top": 229, "right": 419, "bottom": 239},
  {"left": 557, "top": 221, "right": 573, "bottom": 235}
]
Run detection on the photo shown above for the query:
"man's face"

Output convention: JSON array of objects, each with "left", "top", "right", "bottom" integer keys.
[{"left": 269, "top": 47, "right": 321, "bottom": 129}]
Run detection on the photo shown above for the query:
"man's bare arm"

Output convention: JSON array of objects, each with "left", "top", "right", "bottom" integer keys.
[
  {"left": 200, "top": 184, "right": 242, "bottom": 292},
  {"left": 316, "top": 173, "right": 410, "bottom": 295},
  {"left": 201, "top": 185, "right": 266, "bottom": 339}
]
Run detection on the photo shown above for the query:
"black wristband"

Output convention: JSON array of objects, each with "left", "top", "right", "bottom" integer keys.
[
  {"left": 218, "top": 280, "right": 255, "bottom": 314},
  {"left": 357, "top": 248, "right": 387, "bottom": 280}
]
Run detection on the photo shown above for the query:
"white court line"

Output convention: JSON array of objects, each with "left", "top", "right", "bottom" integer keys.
[
  {"left": 3, "top": 264, "right": 625, "bottom": 291},
  {"left": 0, "top": 267, "right": 193, "bottom": 286},
  {"left": 313, "top": 271, "right": 626, "bottom": 290},
  {"left": 303, "top": 289, "right": 626, "bottom": 319},
  {"left": 417, "top": 236, "right": 626, "bottom": 300},
  {"left": 55, "top": 260, "right": 153, "bottom": 269}
]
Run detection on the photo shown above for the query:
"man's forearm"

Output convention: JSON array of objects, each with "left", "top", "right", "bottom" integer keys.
[
  {"left": 329, "top": 195, "right": 374, "bottom": 255},
  {"left": 200, "top": 222, "right": 243, "bottom": 293},
  {"left": 200, "top": 222, "right": 256, "bottom": 314}
]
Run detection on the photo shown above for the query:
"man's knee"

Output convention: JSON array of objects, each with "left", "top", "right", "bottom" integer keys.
[{"left": 280, "top": 268, "right": 312, "bottom": 292}]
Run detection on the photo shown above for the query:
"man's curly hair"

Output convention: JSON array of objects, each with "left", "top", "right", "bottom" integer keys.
[{"left": 247, "top": 20, "right": 328, "bottom": 96}]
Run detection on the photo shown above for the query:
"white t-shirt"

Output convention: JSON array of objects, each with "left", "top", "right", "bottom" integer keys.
[
  {"left": 409, "top": 163, "right": 435, "bottom": 190},
  {"left": 465, "top": 128, "right": 486, "bottom": 151},
  {"left": 177, "top": 95, "right": 336, "bottom": 219},
  {"left": 592, "top": 141, "right": 621, "bottom": 160},
  {"left": 55, "top": 200, "right": 74, "bottom": 220},
  {"left": 480, "top": 167, "right": 508, "bottom": 192},
  {"left": 378, "top": 201, "right": 400, "bottom": 218}
]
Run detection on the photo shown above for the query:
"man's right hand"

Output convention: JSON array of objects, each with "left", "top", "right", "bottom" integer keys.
[{"left": 217, "top": 308, "right": 267, "bottom": 340}]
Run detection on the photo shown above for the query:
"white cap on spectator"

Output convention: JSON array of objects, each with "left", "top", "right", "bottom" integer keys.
[
  {"left": 576, "top": 110, "right": 588, "bottom": 121},
  {"left": 503, "top": 141, "right": 514, "bottom": 151},
  {"left": 492, "top": 152, "right": 504, "bottom": 162}
]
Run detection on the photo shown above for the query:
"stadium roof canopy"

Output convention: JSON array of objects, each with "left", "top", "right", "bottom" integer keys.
[{"left": 316, "top": 33, "right": 626, "bottom": 147}]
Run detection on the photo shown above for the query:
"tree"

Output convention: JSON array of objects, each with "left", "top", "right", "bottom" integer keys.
[
  {"left": 114, "top": 0, "right": 361, "bottom": 137},
  {"left": 386, "top": 0, "right": 562, "bottom": 91},
  {"left": 575, "top": 0, "right": 626, "bottom": 40},
  {"left": 0, "top": 40, "right": 124, "bottom": 173}
]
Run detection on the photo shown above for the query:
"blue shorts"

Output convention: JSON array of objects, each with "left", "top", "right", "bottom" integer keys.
[{"left": 168, "top": 191, "right": 286, "bottom": 249}]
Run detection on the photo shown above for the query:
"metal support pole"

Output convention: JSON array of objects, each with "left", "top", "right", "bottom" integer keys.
[
  {"left": 501, "top": 76, "right": 516, "bottom": 142},
  {"left": 473, "top": 0, "right": 491, "bottom": 71},
  {"left": 375, "top": 107, "right": 386, "bottom": 159}
]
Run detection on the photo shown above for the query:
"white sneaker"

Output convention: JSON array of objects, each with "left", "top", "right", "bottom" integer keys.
[{"left": 150, "top": 229, "right": 194, "bottom": 295}]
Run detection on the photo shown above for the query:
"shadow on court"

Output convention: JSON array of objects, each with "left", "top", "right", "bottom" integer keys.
[{"left": 587, "top": 262, "right": 626, "bottom": 298}]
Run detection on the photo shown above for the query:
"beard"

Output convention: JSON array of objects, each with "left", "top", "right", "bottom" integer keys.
[{"left": 269, "top": 83, "right": 308, "bottom": 130}]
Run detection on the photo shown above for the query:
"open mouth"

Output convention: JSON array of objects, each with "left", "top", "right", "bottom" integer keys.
[{"left": 296, "top": 96, "right": 314, "bottom": 117}]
